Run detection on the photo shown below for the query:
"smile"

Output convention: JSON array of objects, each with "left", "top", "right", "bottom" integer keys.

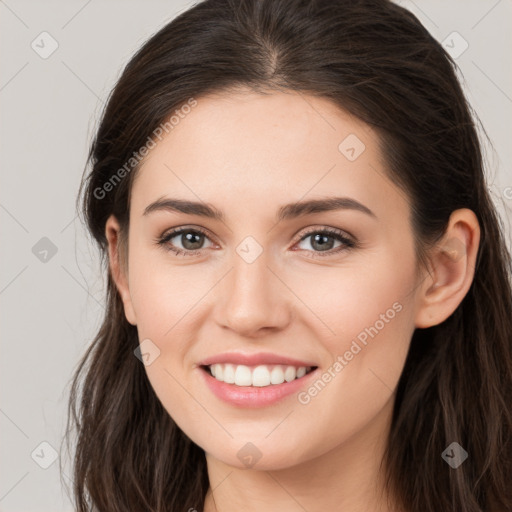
[
  {"left": 198, "top": 364, "right": 319, "bottom": 408},
  {"left": 202, "top": 363, "right": 316, "bottom": 387}
]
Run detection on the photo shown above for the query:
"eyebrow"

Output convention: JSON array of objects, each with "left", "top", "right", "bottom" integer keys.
[{"left": 142, "top": 196, "right": 376, "bottom": 222}]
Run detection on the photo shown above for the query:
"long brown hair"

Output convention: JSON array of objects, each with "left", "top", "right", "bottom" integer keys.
[{"left": 61, "top": 0, "right": 512, "bottom": 510}]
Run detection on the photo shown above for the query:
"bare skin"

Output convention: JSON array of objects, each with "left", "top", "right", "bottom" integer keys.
[{"left": 105, "top": 89, "right": 480, "bottom": 512}]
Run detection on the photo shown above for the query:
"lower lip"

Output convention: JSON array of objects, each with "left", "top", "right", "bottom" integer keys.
[{"left": 198, "top": 366, "right": 319, "bottom": 408}]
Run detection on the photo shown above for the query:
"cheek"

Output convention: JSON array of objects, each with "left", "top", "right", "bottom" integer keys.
[
  {"left": 293, "top": 254, "right": 415, "bottom": 341},
  {"left": 291, "top": 252, "right": 416, "bottom": 397},
  {"left": 128, "top": 251, "right": 208, "bottom": 336},
  {"left": 286, "top": 266, "right": 414, "bottom": 458},
  {"left": 127, "top": 259, "right": 207, "bottom": 427}
]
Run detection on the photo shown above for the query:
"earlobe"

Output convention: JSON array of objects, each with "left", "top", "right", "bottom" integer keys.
[
  {"left": 414, "top": 209, "right": 480, "bottom": 329},
  {"left": 105, "top": 214, "right": 137, "bottom": 326}
]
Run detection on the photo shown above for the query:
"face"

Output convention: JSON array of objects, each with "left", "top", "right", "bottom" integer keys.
[{"left": 109, "top": 89, "right": 424, "bottom": 470}]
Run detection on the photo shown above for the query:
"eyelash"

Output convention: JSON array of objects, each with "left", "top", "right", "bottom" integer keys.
[{"left": 155, "top": 225, "right": 357, "bottom": 259}]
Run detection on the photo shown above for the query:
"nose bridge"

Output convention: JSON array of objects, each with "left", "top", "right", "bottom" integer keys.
[{"left": 216, "top": 238, "right": 291, "bottom": 336}]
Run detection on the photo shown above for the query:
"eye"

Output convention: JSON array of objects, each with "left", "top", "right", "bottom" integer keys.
[
  {"left": 293, "top": 227, "right": 356, "bottom": 258},
  {"left": 156, "top": 226, "right": 215, "bottom": 257},
  {"left": 155, "top": 226, "right": 357, "bottom": 258}
]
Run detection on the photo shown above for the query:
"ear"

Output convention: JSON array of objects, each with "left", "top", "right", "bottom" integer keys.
[
  {"left": 414, "top": 208, "right": 480, "bottom": 328},
  {"left": 105, "top": 214, "right": 137, "bottom": 325}
]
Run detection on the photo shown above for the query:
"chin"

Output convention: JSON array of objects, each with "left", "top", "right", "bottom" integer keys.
[{"left": 203, "top": 437, "right": 314, "bottom": 471}]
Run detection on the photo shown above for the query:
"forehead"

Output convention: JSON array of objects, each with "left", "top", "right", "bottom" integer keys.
[{"left": 130, "top": 90, "right": 409, "bottom": 226}]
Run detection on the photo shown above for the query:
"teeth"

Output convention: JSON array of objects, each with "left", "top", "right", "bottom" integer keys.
[
  {"left": 207, "top": 364, "right": 313, "bottom": 387},
  {"left": 234, "top": 365, "right": 253, "bottom": 386},
  {"left": 223, "top": 363, "right": 236, "bottom": 384},
  {"left": 284, "top": 366, "right": 296, "bottom": 382},
  {"left": 270, "top": 366, "right": 285, "bottom": 384}
]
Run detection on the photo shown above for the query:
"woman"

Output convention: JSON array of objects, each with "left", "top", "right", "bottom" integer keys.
[{"left": 62, "top": 0, "right": 512, "bottom": 510}]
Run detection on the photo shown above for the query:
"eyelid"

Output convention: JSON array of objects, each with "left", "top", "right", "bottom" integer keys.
[
  {"left": 292, "top": 225, "right": 354, "bottom": 244},
  {"left": 157, "top": 225, "right": 217, "bottom": 249},
  {"left": 159, "top": 224, "right": 353, "bottom": 243},
  {"left": 156, "top": 224, "right": 357, "bottom": 257},
  {"left": 159, "top": 224, "right": 215, "bottom": 239}
]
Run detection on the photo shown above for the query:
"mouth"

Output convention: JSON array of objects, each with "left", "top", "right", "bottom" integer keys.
[{"left": 200, "top": 363, "right": 318, "bottom": 388}]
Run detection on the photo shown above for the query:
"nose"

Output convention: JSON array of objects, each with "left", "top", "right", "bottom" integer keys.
[{"left": 215, "top": 250, "right": 293, "bottom": 338}]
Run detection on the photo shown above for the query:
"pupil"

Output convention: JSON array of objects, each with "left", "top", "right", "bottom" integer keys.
[
  {"left": 312, "top": 233, "right": 334, "bottom": 251},
  {"left": 183, "top": 232, "right": 203, "bottom": 250}
]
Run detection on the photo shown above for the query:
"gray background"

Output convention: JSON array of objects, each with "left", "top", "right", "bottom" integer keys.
[{"left": 1, "top": 1, "right": 511, "bottom": 511}]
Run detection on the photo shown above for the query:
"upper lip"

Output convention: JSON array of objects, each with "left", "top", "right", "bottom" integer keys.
[{"left": 198, "top": 352, "right": 318, "bottom": 368}]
